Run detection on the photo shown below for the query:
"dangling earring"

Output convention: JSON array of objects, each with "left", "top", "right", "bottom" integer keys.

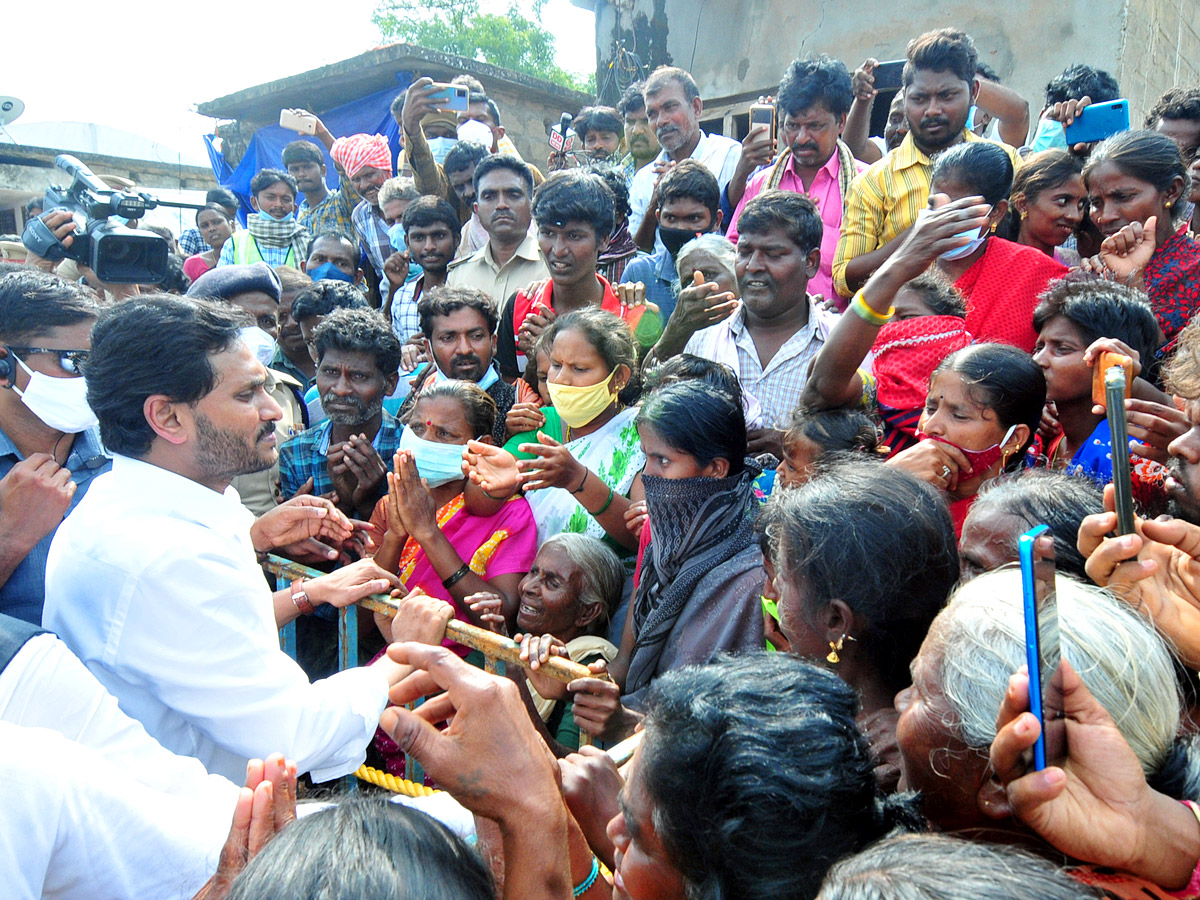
[{"left": 827, "top": 634, "right": 854, "bottom": 664}]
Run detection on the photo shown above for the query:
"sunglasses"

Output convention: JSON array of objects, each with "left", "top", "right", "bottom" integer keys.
[{"left": 8, "top": 346, "right": 90, "bottom": 375}]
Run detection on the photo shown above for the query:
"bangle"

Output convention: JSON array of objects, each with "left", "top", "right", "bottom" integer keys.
[
  {"left": 849, "top": 290, "right": 894, "bottom": 326},
  {"left": 569, "top": 468, "right": 589, "bottom": 495},
  {"left": 574, "top": 855, "right": 600, "bottom": 897},
  {"left": 290, "top": 579, "right": 315, "bottom": 616},
  {"left": 442, "top": 564, "right": 471, "bottom": 590},
  {"left": 1168, "top": 801, "right": 1200, "bottom": 899},
  {"left": 592, "top": 487, "right": 615, "bottom": 517}
]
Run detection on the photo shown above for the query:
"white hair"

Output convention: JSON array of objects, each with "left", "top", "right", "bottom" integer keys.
[
  {"left": 933, "top": 569, "right": 1182, "bottom": 780},
  {"left": 675, "top": 233, "right": 736, "bottom": 284}
]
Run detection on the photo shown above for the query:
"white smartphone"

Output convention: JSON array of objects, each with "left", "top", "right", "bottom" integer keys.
[{"left": 279, "top": 109, "right": 316, "bottom": 135}]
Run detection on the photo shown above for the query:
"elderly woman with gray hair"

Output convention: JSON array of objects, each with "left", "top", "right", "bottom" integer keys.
[
  {"left": 896, "top": 569, "right": 1200, "bottom": 898},
  {"left": 468, "top": 533, "right": 622, "bottom": 751}
]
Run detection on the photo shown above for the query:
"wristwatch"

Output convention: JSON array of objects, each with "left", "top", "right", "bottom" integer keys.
[{"left": 290, "top": 578, "right": 315, "bottom": 615}]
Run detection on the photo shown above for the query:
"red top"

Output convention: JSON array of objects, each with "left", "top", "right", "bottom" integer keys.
[{"left": 955, "top": 237, "right": 1068, "bottom": 352}]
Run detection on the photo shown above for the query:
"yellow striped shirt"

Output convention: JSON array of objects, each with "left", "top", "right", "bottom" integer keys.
[{"left": 832, "top": 130, "right": 1018, "bottom": 297}]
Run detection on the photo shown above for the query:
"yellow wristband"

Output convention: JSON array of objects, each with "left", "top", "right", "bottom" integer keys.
[{"left": 849, "top": 291, "right": 894, "bottom": 326}]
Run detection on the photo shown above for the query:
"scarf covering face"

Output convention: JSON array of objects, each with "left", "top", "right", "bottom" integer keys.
[
  {"left": 625, "top": 462, "right": 760, "bottom": 695},
  {"left": 598, "top": 221, "right": 638, "bottom": 266},
  {"left": 330, "top": 133, "right": 392, "bottom": 179},
  {"left": 246, "top": 212, "right": 310, "bottom": 262}
]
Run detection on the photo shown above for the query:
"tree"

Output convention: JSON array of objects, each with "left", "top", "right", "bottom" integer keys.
[{"left": 373, "top": 0, "right": 593, "bottom": 93}]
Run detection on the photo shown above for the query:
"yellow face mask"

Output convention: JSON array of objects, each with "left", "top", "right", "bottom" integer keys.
[{"left": 546, "top": 369, "right": 618, "bottom": 428}]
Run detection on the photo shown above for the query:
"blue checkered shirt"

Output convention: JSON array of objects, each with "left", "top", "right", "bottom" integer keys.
[
  {"left": 352, "top": 200, "right": 391, "bottom": 282},
  {"left": 179, "top": 228, "right": 209, "bottom": 256},
  {"left": 277, "top": 411, "right": 403, "bottom": 501}
]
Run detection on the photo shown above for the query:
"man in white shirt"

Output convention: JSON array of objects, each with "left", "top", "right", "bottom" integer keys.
[
  {"left": 43, "top": 296, "right": 451, "bottom": 783},
  {"left": 628, "top": 65, "right": 743, "bottom": 252}
]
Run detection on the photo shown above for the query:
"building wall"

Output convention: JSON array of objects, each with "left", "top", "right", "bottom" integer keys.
[
  {"left": 595, "top": 0, "right": 1194, "bottom": 135},
  {"left": 485, "top": 83, "right": 579, "bottom": 169}
]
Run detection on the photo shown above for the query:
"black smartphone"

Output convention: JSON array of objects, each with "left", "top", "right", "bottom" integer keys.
[
  {"left": 872, "top": 59, "right": 906, "bottom": 93},
  {"left": 1020, "top": 525, "right": 1066, "bottom": 770}
]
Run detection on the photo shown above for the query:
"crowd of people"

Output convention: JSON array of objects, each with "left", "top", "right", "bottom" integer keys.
[{"left": 5, "top": 20, "right": 1200, "bottom": 900}]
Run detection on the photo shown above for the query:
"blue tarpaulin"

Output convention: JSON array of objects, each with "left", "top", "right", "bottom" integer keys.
[{"left": 201, "top": 74, "right": 413, "bottom": 223}]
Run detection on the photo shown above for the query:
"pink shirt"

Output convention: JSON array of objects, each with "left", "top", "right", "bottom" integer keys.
[{"left": 727, "top": 150, "right": 866, "bottom": 302}]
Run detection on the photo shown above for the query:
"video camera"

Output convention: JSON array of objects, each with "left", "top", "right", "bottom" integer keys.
[{"left": 22, "top": 155, "right": 203, "bottom": 284}]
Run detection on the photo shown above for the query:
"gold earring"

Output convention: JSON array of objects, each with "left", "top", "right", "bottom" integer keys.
[{"left": 827, "top": 635, "right": 845, "bottom": 664}]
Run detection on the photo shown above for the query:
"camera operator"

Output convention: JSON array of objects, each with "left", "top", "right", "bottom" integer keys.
[{"left": 23, "top": 210, "right": 141, "bottom": 303}]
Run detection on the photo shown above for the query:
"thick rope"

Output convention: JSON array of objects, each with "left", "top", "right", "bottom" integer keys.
[{"left": 355, "top": 764, "right": 439, "bottom": 797}]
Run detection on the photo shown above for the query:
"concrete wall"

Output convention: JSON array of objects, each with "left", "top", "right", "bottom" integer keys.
[
  {"left": 1119, "top": 0, "right": 1200, "bottom": 123},
  {"left": 595, "top": 0, "right": 1196, "bottom": 136},
  {"left": 484, "top": 83, "right": 580, "bottom": 169}
]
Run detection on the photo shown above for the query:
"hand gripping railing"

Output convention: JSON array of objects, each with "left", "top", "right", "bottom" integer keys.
[{"left": 262, "top": 555, "right": 609, "bottom": 786}]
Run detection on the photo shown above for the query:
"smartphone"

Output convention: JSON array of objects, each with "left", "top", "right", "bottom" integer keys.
[
  {"left": 278, "top": 109, "right": 316, "bottom": 135},
  {"left": 1063, "top": 98, "right": 1130, "bottom": 145},
  {"left": 1090, "top": 350, "right": 1132, "bottom": 410},
  {"left": 749, "top": 101, "right": 776, "bottom": 144},
  {"left": 427, "top": 82, "right": 470, "bottom": 113},
  {"left": 872, "top": 59, "right": 906, "bottom": 93},
  {"left": 1105, "top": 366, "right": 1137, "bottom": 535},
  {"left": 1020, "top": 524, "right": 1066, "bottom": 770}
]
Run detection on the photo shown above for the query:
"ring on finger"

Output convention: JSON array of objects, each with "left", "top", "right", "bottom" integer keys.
[{"left": 939, "top": 464, "right": 951, "bottom": 479}]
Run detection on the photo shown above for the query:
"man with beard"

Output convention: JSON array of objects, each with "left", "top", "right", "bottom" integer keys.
[
  {"left": 42, "top": 296, "right": 425, "bottom": 784},
  {"left": 389, "top": 196, "right": 461, "bottom": 345},
  {"left": 447, "top": 155, "right": 548, "bottom": 307},
  {"left": 398, "top": 286, "right": 514, "bottom": 445},
  {"left": 832, "top": 28, "right": 1018, "bottom": 298},
  {"left": 627, "top": 66, "right": 742, "bottom": 252},
  {"left": 330, "top": 133, "right": 394, "bottom": 306},
  {"left": 727, "top": 55, "right": 866, "bottom": 303},
  {"left": 278, "top": 307, "right": 403, "bottom": 518},
  {"left": 678, "top": 192, "right": 838, "bottom": 457},
  {"left": 617, "top": 81, "right": 661, "bottom": 188}
]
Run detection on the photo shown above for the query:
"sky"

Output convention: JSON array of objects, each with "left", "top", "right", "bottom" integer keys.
[{"left": 2, "top": 0, "right": 595, "bottom": 167}]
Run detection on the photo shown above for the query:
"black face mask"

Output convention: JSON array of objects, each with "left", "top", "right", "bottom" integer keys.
[{"left": 658, "top": 226, "right": 701, "bottom": 258}]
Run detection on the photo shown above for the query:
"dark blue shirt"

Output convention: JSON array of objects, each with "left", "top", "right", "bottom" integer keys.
[
  {"left": 622, "top": 249, "right": 680, "bottom": 321},
  {"left": 0, "top": 426, "right": 110, "bottom": 624}
]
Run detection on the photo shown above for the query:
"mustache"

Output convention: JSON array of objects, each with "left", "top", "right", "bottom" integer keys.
[
  {"left": 450, "top": 354, "right": 482, "bottom": 368},
  {"left": 791, "top": 142, "right": 820, "bottom": 153},
  {"left": 257, "top": 423, "right": 274, "bottom": 442},
  {"left": 919, "top": 117, "right": 950, "bottom": 130},
  {"left": 656, "top": 125, "right": 679, "bottom": 139}
]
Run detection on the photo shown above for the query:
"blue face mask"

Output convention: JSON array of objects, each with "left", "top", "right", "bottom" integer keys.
[
  {"left": 308, "top": 261, "right": 355, "bottom": 283},
  {"left": 388, "top": 221, "right": 407, "bottom": 253},
  {"left": 257, "top": 209, "right": 295, "bottom": 223},
  {"left": 428, "top": 137, "right": 457, "bottom": 165},
  {"left": 399, "top": 425, "right": 467, "bottom": 488}
]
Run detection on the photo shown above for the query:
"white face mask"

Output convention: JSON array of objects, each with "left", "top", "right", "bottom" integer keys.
[
  {"left": 939, "top": 225, "right": 988, "bottom": 260},
  {"left": 12, "top": 355, "right": 98, "bottom": 433},
  {"left": 457, "top": 119, "right": 494, "bottom": 149},
  {"left": 428, "top": 136, "right": 457, "bottom": 165},
  {"left": 240, "top": 327, "right": 277, "bottom": 368}
]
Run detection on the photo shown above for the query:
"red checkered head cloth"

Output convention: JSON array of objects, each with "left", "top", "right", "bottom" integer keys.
[
  {"left": 872, "top": 315, "right": 973, "bottom": 411},
  {"left": 330, "top": 133, "right": 392, "bottom": 178}
]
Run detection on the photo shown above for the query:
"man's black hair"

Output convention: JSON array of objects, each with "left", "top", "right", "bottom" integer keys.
[
  {"left": 617, "top": 82, "right": 647, "bottom": 117},
  {"left": 281, "top": 140, "right": 325, "bottom": 168},
  {"left": 1146, "top": 87, "right": 1200, "bottom": 128},
  {"left": 1044, "top": 64, "right": 1120, "bottom": 108},
  {"left": 0, "top": 270, "right": 99, "bottom": 343},
  {"left": 468, "top": 92, "right": 502, "bottom": 127},
  {"left": 903, "top": 28, "right": 978, "bottom": 88},
  {"left": 443, "top": 141, "right": 491, "bottom": 177},
  {"left": 250, "top": 169, "right": 298, "bottom": 198},
  {"left": 532, "top": 170, "right": 615, "bottom": 240},
  {"left": 205, "top": 187, "right": 239, "bottom": 210},
  {"left": 312, "top": 307, "right": 403, "bottom": 375},
  {"left": 472, "top": 155, "right": 534, "bottom": 197},
  {"left": 657, "top": 159, "right": 720, "bottom": 223},
  {"left": 417, "top": 286, "right": 499, "bottom": 339},
  {"left": 402, "top": 196, "right": 461, "bottom": 235},
  {"left": 737, "top": 191, "right": 823, "bottom": 253},
  {"left": 573, "top": 106, "right": 623, "bottom": 139},
  {"left": 777, "top": 55, "right": 854, "bottom": 119},
  {"left": 291, "top": 280, "right": 369, "bottom": 322}
]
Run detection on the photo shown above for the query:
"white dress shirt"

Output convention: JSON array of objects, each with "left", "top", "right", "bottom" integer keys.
[
  {"left": 628, "top": 130, "right": 743, "bottom": 240},
  {"left": 43, "top": 455, "right": 392, "bottom": 783},
  {"left": 0, "top": 721, "right": 229, "bottom": 900}
]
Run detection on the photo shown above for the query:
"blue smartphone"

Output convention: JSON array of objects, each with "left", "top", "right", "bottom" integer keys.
[
  {"left": 1019, "top": 524, "right": 1065, "bottom": 770},
  {"left": 427, "top": 82, "right": 469, "bottom": 112},
  {"left": 1063, "top": 99, "right": 1129, "bottom": 145}
]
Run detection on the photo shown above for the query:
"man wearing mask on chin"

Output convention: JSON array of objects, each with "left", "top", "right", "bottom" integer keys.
[
  {"left": 218, "top": 169, "right": 311, "bottom": 269},
  {"left": 330, "top": 133, "right": 395, "bottom": 309},
  {"left": 398, "top": 287, "right": 515, "bottom": 446},
  {"left": 832, "top": 28, "right": 1018, "bottom": 299},
  {"left": 622, "top": 160, "right": 722, "bottom": 320},
  {"left": 0, "top": 271, "right": 108, "bottom": 624}
]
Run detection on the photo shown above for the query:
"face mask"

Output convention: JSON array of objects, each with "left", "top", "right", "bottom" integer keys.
[
  {"left": 659, "top": 226, "right": 700, "bottom": 258},
  {"left": 307, "top": 261, "right": 355, "bottom": 283},
  {"left": 239, "top": 327, "right": 277, "bottom": 368},
  {"left": 428, "top": 136, "right": 457, "bottom": 165},
  {"left": 939, "top": 225, "right": 987, "bottom": 260},
  {"left": 256, "top": 209, "right": 295, "bottom": 224},
  {"left": 399, "top": 425, "right": 466, "bottom": 488},
  {"left": 12, "top": 355, "right": 97, "bottom": 433},
  {"left": 388, "top": 222, "right": 407, "bottom": 254},
  {"left": 431, "top": 358, "right": 500, "bottom": 392},
  {"left": 919, "top": 424, "right": 1018, "bottom": 479},
  {"left": 547, "top": 370, "right": 618, "bottom": 428},
  {"left": 457, "top": 119, "right": 494, "bottom": 149}
]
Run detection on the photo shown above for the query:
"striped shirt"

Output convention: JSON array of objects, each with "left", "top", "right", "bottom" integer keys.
[
  {"left": 298, "top": 188, "right": 357, "bottom": 242},
  {"left": 832, "top": 130, "right": 1018, "bottom": 298}
]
